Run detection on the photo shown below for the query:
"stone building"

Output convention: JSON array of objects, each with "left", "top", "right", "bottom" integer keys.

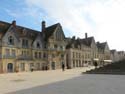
[
  {"left": 0, "top": 20, "right": 125, "bottom": 73},
  {"left": 80, "top": 33, "right": 98, "bottom": 65},
  {"left": 0, "top": 20, "right": 66, "bottom": 73},
  {"left": 66, "top": 36, "right": 91, "bottom": 68},
  {"left": 117, "top": 51, "right": 125, "bottom": 61},
  {"left": 97, "top": 42, "right": 111, "bottom": 65},
  {"left": 110, "top": 49, "right": 119, "bottom": 62},
  {"left": 66, "top": 33, "right": 99, "bottom": 69}
]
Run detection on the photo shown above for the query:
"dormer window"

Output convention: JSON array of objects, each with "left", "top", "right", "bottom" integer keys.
[
  {"left": 8, "top": 36, "right": 14, "bottom": 45},
  {"left": 36, "top": 42, "right": 40, "bottom": 48}
]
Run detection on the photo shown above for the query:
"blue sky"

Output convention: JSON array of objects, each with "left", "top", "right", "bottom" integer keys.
[{"left": 0, "top": 0, "right": 125, "bottom": 51}]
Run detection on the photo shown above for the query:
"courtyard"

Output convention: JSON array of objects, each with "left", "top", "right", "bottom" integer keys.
[{"left": 0, "top": 67, "right": 125, "bottom": 94}]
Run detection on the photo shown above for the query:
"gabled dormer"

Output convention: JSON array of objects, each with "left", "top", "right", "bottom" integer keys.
[
  {"left": 2, "top": 20, "right": 19, "bottom": 47},
  {"left": 104, "top": 42, "right": 110, "bottom": 52},
  {"left": 97, "top": 42, "right": 110, "bottom": 53},
  {"left": 42, "top": 22, "right": 65, "bottom": 41},
  {"left": 32, "top": 32, "right": 44, "bottom": 49},
  {"left": 53, "top": 24, "right": 65, "bottom": 41}
]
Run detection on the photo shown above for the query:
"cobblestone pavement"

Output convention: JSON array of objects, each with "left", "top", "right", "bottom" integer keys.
[{"left": 0, "top": 67, "right": 94, "bottom": 94}]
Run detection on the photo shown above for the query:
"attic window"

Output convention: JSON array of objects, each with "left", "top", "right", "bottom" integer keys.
[
  {"left": 8, "top": 36, "right": 14, "bottom": 45},
  {"left": 23, "top": 28, "right": 27, "bottom": 35},
  {"left": 36, "top": 42, "right": 40, "bottom": 48}
]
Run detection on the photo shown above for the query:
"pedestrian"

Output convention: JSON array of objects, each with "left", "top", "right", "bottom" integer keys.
[
  {"left": 31, "top": 66, "right": 34, "bottom": 72},
  {"left": 94, "top": 61, "right": 98, "bottom": 68},
  {"left": 62, "top": 63, "right": 65, "bottom": 71}
]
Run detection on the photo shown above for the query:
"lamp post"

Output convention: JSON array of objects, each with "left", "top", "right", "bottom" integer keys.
[{"left": 61, "top": 46, "right": 67, "bottom": 69}]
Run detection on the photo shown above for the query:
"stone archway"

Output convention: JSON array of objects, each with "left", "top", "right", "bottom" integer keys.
[{"left": 7, "top": 63, "right": 13, "bottom": 72}]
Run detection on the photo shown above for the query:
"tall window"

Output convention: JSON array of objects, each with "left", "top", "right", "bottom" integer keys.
[
  {"left": 39, "top": 52, "right": 41, "bottom": 58},
  {"left": 8, "top": 36, "right": 14, "bottom": 45},
  {"left": 35, "top": 52, "right": 37, "bottom": 58},
  {"left": 22, "top": 39, "right": 28, "bottom": 48},
  {"left": 43, "top": 53, "right": 46, "bottom": 58},
  {"left": 12, "top": 49, "right": 16, "bottom": 56},
  {"left": 43, "top": 52, "right": 48, "bottom": 59},
  {"left": 55, "top": 30, "right": 62, "bottom": 40},
  {"left": 36, "top": 42, "right": 40, "bottom": 48},
  {"left": 5, "top": 49, "right": 10, "bottom": 56}
]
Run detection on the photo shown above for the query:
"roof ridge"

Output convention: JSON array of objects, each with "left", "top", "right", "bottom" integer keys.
[
  {"left": 0, "top": 20, "right": 40, "bottom": 32},
  {"left": 46, "top": 23, "right": 59, "bottom": 29}
]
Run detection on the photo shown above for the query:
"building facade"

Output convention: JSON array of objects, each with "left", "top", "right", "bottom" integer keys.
[
  {"left": 96, "top": 42, "right": 111, "bottom": 66},
  {"left": 0, "top": 20, "right": 66, "bottom": 73},
  {"left": 110, "top": 50, "right": 119, "bottom": 62},
  {"left": 66, "top": 37, "right": 91, "bottom": 68},
  {"left": 0, "top": 20, "right": 125, "bottom": 73}
]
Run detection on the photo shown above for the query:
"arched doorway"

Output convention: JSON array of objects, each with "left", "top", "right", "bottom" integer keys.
[
  {"left": 7, "top": 63, "right": 13, "bottom": 72},
  {"left": 51, "top": 62, "right": 55, "bottom": 70}
]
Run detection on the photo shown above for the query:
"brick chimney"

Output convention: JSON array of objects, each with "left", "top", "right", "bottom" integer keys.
[
  {"left": 42, "top": 21, "right": 46, "bottom": 32},
  {"left": 85, "top": 33, "right": 88, "bottom": 39},
  {"left": 12, "top": 20, "right": 16, "bottom": 27}
]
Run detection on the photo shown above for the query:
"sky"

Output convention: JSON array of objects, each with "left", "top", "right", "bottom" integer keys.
[{"left": 0, "top": 0, "right": 125, "bottom": 51}]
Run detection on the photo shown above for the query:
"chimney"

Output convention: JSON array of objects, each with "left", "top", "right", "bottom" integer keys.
[
  {"left": 12, "top": 20, "right": 16, "bottom": 27},
  {"left": 42, "top": 21, "right": 46, "bottom": 32},
  {"left": 97, "top": 41, "right": 100, "bottom": 44},
  {"left": 85, "top": 33, "right": 87, "bottom": 39},
  {"left": 72, "top": 36, "right": 75, "bottom": 40}
]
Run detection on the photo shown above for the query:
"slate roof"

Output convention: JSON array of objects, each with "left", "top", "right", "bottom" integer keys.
[
  {"left": 0, "top": 20, "right": 39, "bottom": 39},
  {"left": 117, "top": 51, "right": 124, "bottom": 55},
  {"left": 96, "top": 42, "right": 107, "bottom": 50},
  {"left": 0, "top": 21, "right": 11, "bottom": 37},
  {"left": 0, "top": 20, "right": 59, "bottom": 41},
  {"left": 66, "top": 39, "right": 78, "bottom": 49},
  {"left": 66, "top": 38, "right": 88, "bottom": 49},
  {"left": 80, "top": 37, "right": 94, "bottom": 46},
  {"left": 110, "top": 49, "right": 117, "bottom": 54},
  {"left": 44, "top": 23, "right": 59, "bottom": 40}
]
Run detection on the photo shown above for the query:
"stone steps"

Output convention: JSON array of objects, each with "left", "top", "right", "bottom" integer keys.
[{"left": 83, "top": 60, "right": 125, "bottom": 75}]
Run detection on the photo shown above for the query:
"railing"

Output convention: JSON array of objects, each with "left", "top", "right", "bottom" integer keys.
[
  {"left": 17, "top": 55, "right": 33, "bottom": 60},
  {"left": 3, "top": 55, "right": 16, "bottom": 59},
  {"left": 49, "top": 47, "right": 65, "bottom": 51}
]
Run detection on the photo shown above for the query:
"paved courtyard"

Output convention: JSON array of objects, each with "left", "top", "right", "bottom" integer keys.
[
  {"left": 0, "top": 67, "right": 94, "bottom": 94},
  {"left": 1, "top": 67, "right": 125, "bottom": 94}
]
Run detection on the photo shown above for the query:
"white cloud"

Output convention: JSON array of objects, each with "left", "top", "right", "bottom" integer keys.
[
  {"left": 25, "top": 0, "right": 94, "bottom": 37},
  {"left": 24, "top": 0, "right": 125, "bottom": 50},
  {"left": 84, "top": 0, "right": 125, "bottom": 50}
]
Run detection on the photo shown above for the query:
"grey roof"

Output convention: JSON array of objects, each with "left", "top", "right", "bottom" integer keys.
[
  {"left": 44, "top": 23, "right": 59, "bottom": 40},
  {"left": 96, "top": 42, "right": 107, "bottom": 50},
  {"left": 0, "top": 20, "right": 60, "bottom": 41},
  {"left": 110, "top": 49, "right": 116, "bottom": 53},
  {"left": 0, "top": 20, "right": 38, "bottom": 40},
  {"left": 80, "top": 37, "right": 94, "bottom": 46}
]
